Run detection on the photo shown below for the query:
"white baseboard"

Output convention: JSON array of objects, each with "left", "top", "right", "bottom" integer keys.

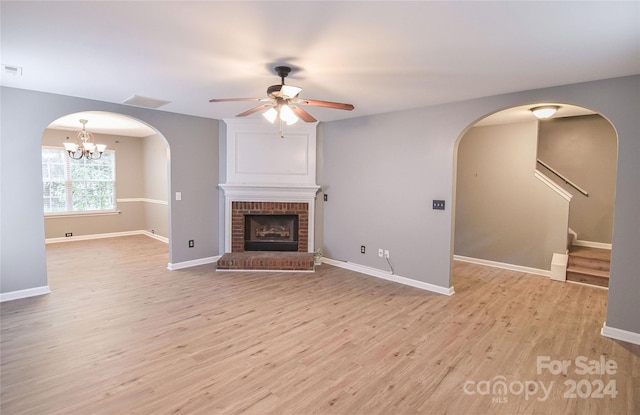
[
  {"left": 46, "top": 230, "right": 168, "bottom": 244},
  {"left": 168, "top": 256, "right": 220, "bottom": 270},
  {"left": 140, "top": 231, "right": 169, "bottom": 244},
  {"left": 0, "top": 286, "right": 51, "bottom": 303},
  {"left": 453, "top": 255, "right": 551, "bottom": 278},
  {"left": 601, "top": 322, "right": 640, "bottom": 346},
  {"left": 565, "top": 280, "right": 608, "bottom": 290},
  {"left": 574, "top": 240, "right": 612, "bottom": 250},
  {"left": 322, "top": 258, "right": 454, "bottom": 296}
]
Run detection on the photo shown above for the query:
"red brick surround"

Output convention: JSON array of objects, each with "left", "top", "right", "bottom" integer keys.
[{"left": 231, "top": 201, "right": 309, "bottom": 252}]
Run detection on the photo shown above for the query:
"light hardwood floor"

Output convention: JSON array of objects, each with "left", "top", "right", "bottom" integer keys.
[{"left": 1, "top": 235, "right": 638, "bottom": 414}]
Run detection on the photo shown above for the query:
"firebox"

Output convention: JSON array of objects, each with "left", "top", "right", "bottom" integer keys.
[{"left": 244, "top": 214, "right": 299, "bottom": 252}]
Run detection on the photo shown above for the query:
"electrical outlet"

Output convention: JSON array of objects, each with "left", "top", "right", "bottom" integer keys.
[
  {"left": 65, "top": 232, "right": 72, "bottom": 237},
  {"left": 384, "top": 250, "right": 390, "bottom": 258},
  {"left": 188, "top": 240, "right": 194, "bottom": 248},
  {"left": 361, "top": 245, "right": 366, "bottom": 254},
  {"left": 433, "top": 200, "right": 446, "bottom": 210},
  {"left": 378, "top": 248, "right": 384, "bottom": 258}
]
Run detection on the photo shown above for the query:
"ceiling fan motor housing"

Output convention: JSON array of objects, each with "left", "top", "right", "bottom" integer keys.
[
  {"left": 268, "top": 66, "right": 293, "bottom": 98},
  {"left": 267, "top": 84, "right": 284, "bottom": 98},
  {"left": 275, "top": 66, "right": 292, "bottom": 79}
]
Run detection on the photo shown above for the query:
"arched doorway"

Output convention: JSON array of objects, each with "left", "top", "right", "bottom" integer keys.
[
  {"left": 41, "top": 111, "right": 171, "bottom": 282},
  {"left": 452, "top": 103, "right": 618, "bottom": 287}
]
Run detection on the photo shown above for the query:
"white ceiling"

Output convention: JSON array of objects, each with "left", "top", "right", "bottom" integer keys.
[{"left": 2, "top": 1, "right": 638, "bottom": 134}]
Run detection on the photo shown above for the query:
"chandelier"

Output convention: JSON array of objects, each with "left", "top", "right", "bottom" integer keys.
[{"left": 63, "top": 119, "right": 106, "bottom": 160}]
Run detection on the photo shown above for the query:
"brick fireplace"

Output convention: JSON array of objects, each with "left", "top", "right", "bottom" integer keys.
[
  {"left": 218, "top": 195, "right": 317, "bottom": 271},
  {"left": 217, "top": 119, "right": 319, "bottom": 271},
  {"left": 219, "top": 184, "right": 320, "bottom": 255}
]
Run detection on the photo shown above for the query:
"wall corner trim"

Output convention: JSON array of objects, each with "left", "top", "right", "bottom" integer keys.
[
  {"left": 321, "top": 258, "right": 454, "bottom": 296},
  {"left": 601, "top": 323, "right": 640, "bottom": 346},
  {"left": 167, "top": 256, "right": 220, "bottom": 270},
  {"left": 0, "top": 286, "right": 51, "bottom": 302}
]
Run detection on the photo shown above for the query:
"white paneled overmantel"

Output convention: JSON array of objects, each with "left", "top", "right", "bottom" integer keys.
[
  {"left": 223, "top": 118, "right": 318, "bottom": 185},
  {"left": 220, "top": 119, "right": 320, "bottom": 253}
]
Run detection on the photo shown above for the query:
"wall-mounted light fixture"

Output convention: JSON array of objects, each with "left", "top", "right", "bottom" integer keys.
[{"left": 530, "top": 105, "right": 560, "bottom": 119}]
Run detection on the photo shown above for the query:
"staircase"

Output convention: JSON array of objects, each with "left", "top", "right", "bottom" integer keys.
[{"left": 566, "top": 245, "right": 611, "bottom": 287}]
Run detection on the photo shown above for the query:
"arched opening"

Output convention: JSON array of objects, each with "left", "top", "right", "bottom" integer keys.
[
  {"left": 41, "top": 111, "right": 171, "bottom": 286},
  {"left": 452, "top": 103, "right": 618, "bottom": 288}
]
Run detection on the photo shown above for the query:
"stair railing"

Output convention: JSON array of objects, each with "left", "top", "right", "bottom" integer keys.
[{"left": 536, "top": 159, "right": 589, "bottom": 197}]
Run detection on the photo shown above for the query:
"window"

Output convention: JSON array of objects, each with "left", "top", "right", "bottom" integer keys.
[{"left": 42, "top": 147, "right": 116, "bottom": 214}]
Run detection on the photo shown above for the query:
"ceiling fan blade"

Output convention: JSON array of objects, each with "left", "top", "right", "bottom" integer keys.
[
  {"left": 235, "top": 104, "right": 272, "bottom": 117},
  {"left": 294, "top": 98, "right": 354, "bottom": 111},
  {"left": 209, "top": 97, "right": 270, "bottom": 103},
  {"left": 290, "top": 105, "right": 317, "bottom": 123}
]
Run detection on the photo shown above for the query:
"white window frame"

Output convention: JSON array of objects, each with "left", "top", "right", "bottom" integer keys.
[{"left": 42, "top": 146, "right": 118, "bottom": 217}]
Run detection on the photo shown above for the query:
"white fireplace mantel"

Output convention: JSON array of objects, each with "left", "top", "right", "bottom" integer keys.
[
  {"left": 219, "top": 184, "right": 321, "bottom": 253},
  {"left": 219, "top": 184, "right": 321, "bottom": 200}
]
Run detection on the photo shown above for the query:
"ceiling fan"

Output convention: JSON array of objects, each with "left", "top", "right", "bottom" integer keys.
[{"left": 209, "top": 66, "right": 354, "bottom": 126}]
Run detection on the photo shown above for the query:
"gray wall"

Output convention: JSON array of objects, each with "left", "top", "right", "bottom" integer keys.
[
  {"left": 538, "top": 115, "right": 617, "bottom": 244},
  {"left": 319, "top": 110, "right": 455, "bottom": 289},
  {"left": 142, "top": 133, "right": 169, "bottom": 238},
  {"left": 2, "top": 75, "right": 638, "bottom": 339},
  {"left": 1, "top": 87, "right": 219, "bottom": 294},
  {"left": 319, "top": 75, "right": 639, "bottom": 336},
  {"left": 454, "top": 121, "right": 568, "bottom": 270}
]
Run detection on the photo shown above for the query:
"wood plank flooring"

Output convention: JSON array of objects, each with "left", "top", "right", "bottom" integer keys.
[{"left": 1, "top": 235, "right": 638, "bottom": 414}]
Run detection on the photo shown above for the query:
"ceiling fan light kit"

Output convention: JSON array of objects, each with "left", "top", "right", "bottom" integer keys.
[
  {"left": 263, "top": 107, "right": 278, "bottom": 123},
  {"left": 209, "top": 65, "right": 354, "bottom": 137}
]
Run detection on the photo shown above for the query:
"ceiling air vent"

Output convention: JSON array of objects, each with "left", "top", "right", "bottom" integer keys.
[{"left": 122, "top": 95, "right": 171, "bottom": 109}]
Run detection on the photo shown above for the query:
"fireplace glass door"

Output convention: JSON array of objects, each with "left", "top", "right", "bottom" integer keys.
[{"left": 244, "top": 214, "right": 299, "bottom": 251}]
